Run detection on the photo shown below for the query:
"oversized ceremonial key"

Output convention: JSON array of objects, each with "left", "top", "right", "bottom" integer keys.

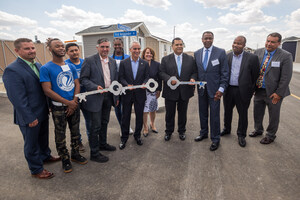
[
  {"left": 121, "top": 78, "right": 158, "bottom": 95},
  {"left": 167, "top": 76, "right": 207, "bottom": 90},
  {"left": 76, "top": 81, "right": 123, "bottom": 103}
]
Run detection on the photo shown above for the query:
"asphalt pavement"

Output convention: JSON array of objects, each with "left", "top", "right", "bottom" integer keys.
[{"left": 0, "top": 70, "right": 299, "bottom": 200}]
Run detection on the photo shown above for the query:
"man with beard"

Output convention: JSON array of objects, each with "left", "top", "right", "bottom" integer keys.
[
  {"left": 3, "top": 38, "right": 60, "bottom": 179},
  {"left": 40, "top": 38, "right": 87, "bottom": 173},
  {"left": 221, "top": 36, "right": 259, "bottom": 147}
]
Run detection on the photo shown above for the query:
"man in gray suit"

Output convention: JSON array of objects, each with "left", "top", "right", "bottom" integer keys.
[
  {"left": 221, "top": 36, "right": 260, "bottom": 147},
  {"left": 159, "top": 37, "right": 197, "bottom": 141},
  {"left": 194, "top": 31, "right": 229, "bottom": 151},
  {"left": 80, "top": 38, "right": 118, "bottom": 162},
  {"left": 249, "top": 32, "right": 293, "bottom": 144}
]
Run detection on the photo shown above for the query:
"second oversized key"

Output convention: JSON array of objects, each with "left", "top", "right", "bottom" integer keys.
[
  {"left": 121, "top": 78, "right": 158, "bottom": 95},
  {"left": 167, "top": 76, "right": 207, "bottom": 90}
]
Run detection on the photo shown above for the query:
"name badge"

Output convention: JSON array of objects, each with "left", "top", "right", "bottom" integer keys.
[
  {"left": 61, "top": 65, "right": 70, "bottom": 72},
  {"left": 211, "top": 59, "right": 219, "bottom": 66},
  {"left": 271, "top": 61, "right": 280, "bottom": 67}
]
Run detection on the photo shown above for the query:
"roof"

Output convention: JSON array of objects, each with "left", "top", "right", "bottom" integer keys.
[
  {"left": 282, "top": 36, "right": 300, "bottom": 42},
  {"left": 148, "top": 35, "right": 171, "bottom": 43},
  {"left": 76, "top": 22, "right": 148, "bottom": 36}
]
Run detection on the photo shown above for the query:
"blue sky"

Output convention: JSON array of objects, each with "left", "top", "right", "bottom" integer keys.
[{"left": 1, "top": 0, "right": 300, "bottom": 51}]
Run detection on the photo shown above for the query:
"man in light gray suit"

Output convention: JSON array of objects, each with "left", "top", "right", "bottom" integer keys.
[
  {"left": 80, "top": 38, "right": 118, "bottom": 162},
  {"left": 249, "top": 32, "right": 293, "bottom": 144},
  {"left": 194, "top": 31, "right": 229, "bottom": 151}
]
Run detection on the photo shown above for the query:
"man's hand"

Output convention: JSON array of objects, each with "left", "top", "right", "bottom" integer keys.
[
  {"left": 128, "top": 84, "right": 134, "bottom": 90},
  {"left": 29, "top": 119, "right": 39, "bottom": 127},
  {"left": 171, "top": 80, "right": 177, "bottom": 85},
  {"left": 66, "top": 100, "right": 78, "bottom": 116},
  {"left": 214, "top": 91, "right": 223, "bottom": 101},
  {"left": 97, "top": 85, "right": 107, "bottom": 93},
  {"left": 270, "top": 93, "right": 281, "bottom": 104},
  {"left": 189, "top": 78, "right": 195, "bottom": 85}
]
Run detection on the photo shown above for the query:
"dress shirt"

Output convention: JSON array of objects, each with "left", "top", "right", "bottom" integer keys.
[
  {"left": 19, "top": 56, "right": 39, "bottom": 78},
  {"left": 261, "top": 49, "right": 276, "bottom": 88},
  {"left": 174, "top": 53, "right": 182, "bottom": 75},
  {"left": 230, "top": 51, "right": 244, "bottom": 86},
  {"left": 131, "top": 57, "right": 139, "bottom": 80},
  {"left": 100, "top": 56, "right": 111, "bottom": 88}
]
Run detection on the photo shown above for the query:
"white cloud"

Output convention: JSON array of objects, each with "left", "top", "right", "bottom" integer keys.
[
  {"left": 218, "top": 9, "right": 276, "bottom": 25},
  {"left": 231, "top": 0, "right": 280, "bottom": 12},
  {"left": 0, "top": 11, "right": 37, "bottom": 27},
  {"left": 284, "top": 8, "right": 300, "bottom": 36},
  {"left": 0, "top": 26, "right": 11, "bottom": 31},
  {"left": 206, "top": 16, "right": 213, "bottom": 21},
  {"left": 249, "top": 26, "right": 271, "bottom": 32},
  {"left": 194, "top": 0, "right": 239, "bottom": 9},
  {"left": 0, "top": 32, "right": 14, "bottom": 40},
  {"left": 132, "top": 0, "right": 171, "bottom": 10}
]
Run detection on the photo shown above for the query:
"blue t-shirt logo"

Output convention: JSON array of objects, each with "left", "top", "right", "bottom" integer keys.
[{"left": 57, "top": 71, "right": 74, "bottom": 92}]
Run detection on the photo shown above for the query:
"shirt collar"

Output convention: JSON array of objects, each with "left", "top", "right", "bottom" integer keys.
[
  {"left": 233, "top": 51, "right": 244, "bottom": 58},
  {"left": 174, "top": 53, "right": 182, "bottom": 58},
  {"left": 130, "top": 57, "right": 140, "bottom": 62},
  {"left": 205, "top": 45, "right": 213, "bottom": 52},
  {"left": 19, "top": 56, "right": 36, "bottom": 66},
  {"left": 265, "top": 49, "right": 276, "bottom": 56},
  {"left": 100, "top": 55, "right": 109, "bottom": 63}
]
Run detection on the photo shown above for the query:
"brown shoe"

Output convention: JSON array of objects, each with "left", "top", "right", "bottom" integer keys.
[
  {"left": 249, "top": 131, "right": 263, "bottom": 137},
  {"left": 32, "top": 169, "right": 54, "bottom": 179},
  {"left": 44, "top": 155, "right": 61, "bottom": 163},
  {"left": 260, "top": 137, "right": 274, "bottom": 144}
]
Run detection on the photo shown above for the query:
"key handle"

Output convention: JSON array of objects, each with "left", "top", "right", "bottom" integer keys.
[
  {"left": 167, "top": 76, "right": 180, "bottom": 90},
  {"left": 109, "top": 81, "right": 123, "bottom": 96},
  {"left": 145, "top": 78, "right": 158, "bottom": 92},
  {"left": 167, "top": 76, "right": 207, "bottom": 90}
]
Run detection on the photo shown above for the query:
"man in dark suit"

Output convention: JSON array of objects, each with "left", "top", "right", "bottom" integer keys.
[
  {"left": 159, "top": 37, "right": 197, "bottom": 141},
  {"left": 249, "top": 32, "right": 293, "bottom": 144},
  {"left": 3, "top": 38, "right": 60, "bottom": 179},
  {"left": 80, "top": 38, "right": 118, "bottom": 161},
  {"left": 194, "top": 31, "right": 229, "bottom": 151},
  {"left": 221, "top": 36, "right": 260, "bottom": 147},
  {"left": 118, "top": 41, "right": 149, "bottom": 149}
]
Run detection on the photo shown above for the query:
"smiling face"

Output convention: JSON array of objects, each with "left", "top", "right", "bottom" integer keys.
[
  {"left": 97, "top": 41, "right": 110, "bottom": 58},
  {"left": 202, "top": 33, "right": 214, "bottom": 49},
  {"left": 130, "top": 42, "right": 141, "bottom": 60},
  {"left": 66, "top": 46, "right": 80, "bottom": 61},
  {"left": 232, "top": 36, "right": 245, "bottom": 55},
  {"left": 113, "top": 39, "right": 123, "bottom": 54},
  {"left": 144, "top": 48, "right": 153, "bottom": 62},
  {"left": 15, "top": 42, "right": 36, "bottom": 62},
  {"left": 50, "top": 40, "right": 65, "bottom": 58},
  {"left": 172, "top": 39, "right": 184, "bottom": 55},
  {"left": 265, "top": 36, "right": 281, "bottom": 52}
]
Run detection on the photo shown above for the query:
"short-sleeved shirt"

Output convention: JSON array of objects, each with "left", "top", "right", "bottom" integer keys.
[
  {"left": 64, "top": 58, "right": 84, "bottom": 78},
  {"left": 40, "top": 61, "right": 78, "bottom": 101}
]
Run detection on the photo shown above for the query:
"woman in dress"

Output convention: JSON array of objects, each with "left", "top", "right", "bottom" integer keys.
[{"left": 141, "top": 47, "right": 162, "bottom": 137}]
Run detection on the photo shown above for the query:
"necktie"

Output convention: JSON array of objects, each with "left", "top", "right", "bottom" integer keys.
[
  {"left": 31, "top": 63, "right": 39, "bottom": 78},
  {"left": 256, "top": 52, "right": 270, "bottom": 88},
  {"left": 203, "top": 49, "right": 209, "bottom": 71},
  {"left": 177, "top": 56, "right": 181, "bottom": 76}
]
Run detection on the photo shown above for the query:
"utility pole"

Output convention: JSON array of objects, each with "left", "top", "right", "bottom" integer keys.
[{"left": 173, "top": 26, "right": 176, "bottom": 39}]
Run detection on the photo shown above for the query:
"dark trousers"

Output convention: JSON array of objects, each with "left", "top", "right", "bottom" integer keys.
[
  {"left": 253, "top": 88, "right": 283, "bottom": 140},
  {"left": 223, "top": 86, "right": 250, "bottom": 137},
  {"left": 89, "top": 93, "right": 113, "bottom": 157},
  {"left": 19, "top": 119, "right": 51, "bottom": 174},
  {"left": 121, "top": 94, "right": 145, "bottom": 142},
  {"left": 198, "top": 88, "right": 221, "bottom": 143},
  {"left": 51, "top": 105, "right": 80, "bottom": 161},
  {"left": 114, "top": 96, "right": 122, "bottom": 127},
  {"left": 164, "top": 95, "right": 189, "bottom": 135}
]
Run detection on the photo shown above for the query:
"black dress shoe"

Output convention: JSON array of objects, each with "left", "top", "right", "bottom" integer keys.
[
  {"left": 164, "top": 134, "right": 171, "bottom": 141},
  {"left": 135, "top": 138, "right": 143, "bottom": 146},
  {"left": 260, "top": 137, "right": 274, "bottom": 144},
  {"left": 210, "top": 142, "right": 220, "bottom": 151},
  {"left": 220, "top": 130, "right": 231, "bottom": 136},
  {"left": 90, "top": 153, "right": 109, "bottom": 163},
  {"left": 194, "top": 135, "right": 208, "bottom": 142},
  {"left": 249, "top": 131, "right": 263, "bottom": 137},
  {"left": 238, "top": 136, "right": 246, "bottom": 147},
  {"left": 119, "top": 142, "right": 126, "bottom": 150},
  {"left": 99, "top": 144, "right": 116, "bottom": 151},
  {"left": 179, "top": 133, "right": 186, "bottom": 141}
]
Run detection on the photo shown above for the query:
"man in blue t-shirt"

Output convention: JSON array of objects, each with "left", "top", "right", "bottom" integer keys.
[
  {"left": 111, "top": 38, "right": 133, "bottom": 135},
  {"left": 65, "top": 43, "right": 89, "bottom": 153},
  {"left": 40, "top": 38, "right": 87, "bottom": 173}
]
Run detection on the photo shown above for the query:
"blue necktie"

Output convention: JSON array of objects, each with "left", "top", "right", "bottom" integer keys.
[
  {"left": 177, "top": 56, "right": 181, "bottom": 76},
  {"left": 203, "top": 49, "right": 209, "bottom": 71}
]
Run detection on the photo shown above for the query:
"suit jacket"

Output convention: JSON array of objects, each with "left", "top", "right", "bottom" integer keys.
[
  {"left": 118, "top": 57, "right": 149, "bottom": 101},
  {"left": 254, "top": 48, "right": 293, "bottom": 98},
  {"left": 3, "top": 58, "right": 49, "bottom": 126},
  {"left": 227, "top": 51, "right": 260, "bottom": 102},
  {"left": 80, "top": 53, "right": 118, "bottom": 112},
  {"left": 159, "top": 53, "right": 197, "bottom": 101},
  {"left": 148, "top": 60, "right": 162, "bottom": 92},
  {"left": 194, "top": 46, "right": 229, "bottom": 98}
]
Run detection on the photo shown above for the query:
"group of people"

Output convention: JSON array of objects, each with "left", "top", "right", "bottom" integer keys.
[{"left": 3, "top": 31, "right": 293, "bottom": 179}]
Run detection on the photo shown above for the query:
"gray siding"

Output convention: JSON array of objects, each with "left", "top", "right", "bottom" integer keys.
[{"left": 82, "top": 34, "right": 115, "bottom": 58}]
